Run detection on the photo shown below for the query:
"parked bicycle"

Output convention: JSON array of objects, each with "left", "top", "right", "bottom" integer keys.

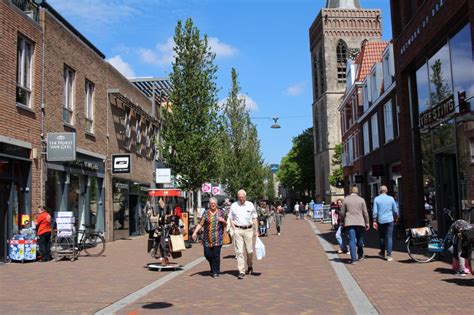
[
  {"left": 405, "top": 208, "right": 453, "bottom": 263},
  {"left": 52, "top": 224, "right": 105, "bottom": 261}
]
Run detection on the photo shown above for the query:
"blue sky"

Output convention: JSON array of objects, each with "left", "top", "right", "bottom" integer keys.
[{"left": 49, "top": 0, "right": 392, "bottom": 165}]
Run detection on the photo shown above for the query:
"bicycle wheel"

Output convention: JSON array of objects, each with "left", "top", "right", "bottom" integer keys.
[
  {"left": 407, "top": 237, "right": 437, "bottom": 262},
  {"left": 82, "top": 234, "right": 106, "bottom": 257}
]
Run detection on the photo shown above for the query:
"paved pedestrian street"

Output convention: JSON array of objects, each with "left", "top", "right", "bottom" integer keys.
[{"left": 0, "top": 216, "right": 472, "bottom": 315}]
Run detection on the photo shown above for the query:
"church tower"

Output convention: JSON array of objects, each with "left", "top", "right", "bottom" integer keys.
[{"left": 309, "top": 1, "right": 381, "bottom": 202}]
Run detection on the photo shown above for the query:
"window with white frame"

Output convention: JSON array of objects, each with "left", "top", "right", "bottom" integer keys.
[
  {"left": 370, "top": 70, "right": 379, "bottom": 102},
  {"left": 124, "top": 107, "right": 131, "bottom": 150},
  {"left": 85, "top": 80, "right": 94, "bottom": 133},
  {"left": 136, "top": 114, "right": 142, "bottom": 154},
  {"left": 63, "top": 66, "right": 75, "bottom": 125},
  {"left": 363, "top": 81, "right": 370, "bottom": 112},
  {"left": 383, "top": 52, "right": 392, "bottom": 90},
  {"left": 363, "top": 122, "right": 370, "bottom": 155},
  {"left": 384, "top": 101, "right": 394, "bottom": 143},
  {"left": 371, "top": 114, "right": 379, "bottom": 150},
  {"left": 16, "top": 36, "right": 34, "bottom": 107}
]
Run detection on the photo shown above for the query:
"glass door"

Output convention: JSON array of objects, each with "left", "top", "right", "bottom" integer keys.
[{"left": 0, "top": 181, "right": 11, "bottom": 262}]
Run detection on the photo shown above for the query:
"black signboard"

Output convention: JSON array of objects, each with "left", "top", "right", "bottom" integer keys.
[
  {"left": 419, "top": 95, "right": 455, "bottom": 129},
  {"left": 112, "top": 154, "right": 131, "bottom": 174}
]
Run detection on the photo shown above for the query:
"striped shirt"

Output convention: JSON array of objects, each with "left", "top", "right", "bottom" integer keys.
[{"left": 199, "top": 208, "right": 226, "bottom": 247}]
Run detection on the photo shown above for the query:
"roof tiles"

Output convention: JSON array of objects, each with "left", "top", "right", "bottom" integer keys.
[{"left": 355, "top": 41, "right": 389, "bottom": 81}]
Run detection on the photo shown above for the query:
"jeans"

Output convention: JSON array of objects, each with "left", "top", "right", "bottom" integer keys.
[
  {"left": 38, "top": 232, "right": 51, "bottom": 261},
  {"left": 203, "top": 245, "right": 222, "bottom": 275},
  {"left": 378, "top": 222, "right": 394, "bottom": 256},
  {"left": 347, "top": 226, "right": 364, "bottom": 262},
  {"left": 299, "top": 211, "right": 304, "bottom": 219},
  {"left": 335, "top": 226, "right": 347, "bottom": 252}
]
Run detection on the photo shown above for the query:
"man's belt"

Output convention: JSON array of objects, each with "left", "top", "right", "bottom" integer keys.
[{"left": 235, "top": 224, "right": 253, "bottom": 229}]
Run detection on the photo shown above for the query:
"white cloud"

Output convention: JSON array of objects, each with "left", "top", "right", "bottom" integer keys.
[
  {"left": 48, "top": 0, "right": 141, "bottom": 31},
  {"left": 219, "top": 94, "right": 258, "bottom": 112},
  {"left": 107, "top": 55, "right": 136, "bottom": 78},
  {"left": 207, "top": 37, "right": 238, "bottom": 58},
  {"left": 285, "top": 82, "right": 307, "bottom": 96},
  {"left": 139, "top": 36, "right": 238, "bottom": 67}
]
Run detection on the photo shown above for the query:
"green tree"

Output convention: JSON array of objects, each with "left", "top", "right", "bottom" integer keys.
[
  {"left": 328, "top": 143, "right": 343, "bottom": 187},
  {"left": 161, "top": 18, "right": 221, "bottom": 198},
  {"left": 221, "top": 68, "right": 264, "bottom": 201},
  {"left": 277, "top": 127, "right": 315, "bottom": 199}
]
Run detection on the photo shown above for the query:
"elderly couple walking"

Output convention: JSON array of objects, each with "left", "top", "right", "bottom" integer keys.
[
  {"left": 192, "top": 189, "right": 258, "bottom": 279},
  {"left": 340, "top": 185, "right": 398, "bottom": 264}
]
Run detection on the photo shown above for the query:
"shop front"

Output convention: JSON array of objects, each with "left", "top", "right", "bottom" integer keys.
[
  {"left": 45, "top": 152, "right": 105, "bottom": 238},
  {"left": 412, "top": 22, "right": 473, "bottom": 234},
  {"left": 0, "top": 143, "right": 32, "bottom": 262},
  {"left": 112, "top": 179, "right": 149, "bottom": 240}
]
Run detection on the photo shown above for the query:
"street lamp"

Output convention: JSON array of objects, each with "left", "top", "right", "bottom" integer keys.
[{"left": 251, "top": 116, "right": 281, "bottom": 129}]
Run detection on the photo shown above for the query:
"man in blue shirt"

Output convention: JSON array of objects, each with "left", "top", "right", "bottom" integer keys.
[{"left": 372, "top": 185, "right": 398, "bottom": 261}]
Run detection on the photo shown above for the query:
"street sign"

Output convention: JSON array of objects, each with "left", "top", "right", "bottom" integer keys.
[
  {"left": 155, "top": 168, "right": 171, "bottom": 183},
  {"left": 112, "top": 154, "right": 131, "bottom": 174},
  {"left": 212, "top": 186, "right": 220, "bottom": 195},
  {"left": 47, "top": 132, "right": 76, "bottom": 161},
  {"left": 202, "top": 183, "right": 211, "bottom": 193}
]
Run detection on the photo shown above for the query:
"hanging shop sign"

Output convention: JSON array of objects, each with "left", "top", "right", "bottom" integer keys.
[
  {"left": 148, "top": 189, "right": 181, "bottom": 197},
  {"left": 155, "top": 168, "right": 171, "bottom": 184},
  {"left": 201, "top": 182, "right": 212, "bottom": 193},
  {"left": 212, "top": 186, "right": 221, "bottom": 196},
  {"left": 419, "top": 95, "right": 455, "bottom": 129},
  {"left": 112, "top": 154, "right": 131, "bottom": 174},
  {"left": 47, "top": 132, "right": 76, "bottom": 161}
]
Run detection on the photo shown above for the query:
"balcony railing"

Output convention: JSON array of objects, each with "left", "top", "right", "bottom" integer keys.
[{"left": 11, "top": 0, "right": 39, "bottom": 22}]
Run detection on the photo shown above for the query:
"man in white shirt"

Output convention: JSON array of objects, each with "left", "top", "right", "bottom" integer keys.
[{"left": 229, "top": 189, "right": 258, "bottom": 279}]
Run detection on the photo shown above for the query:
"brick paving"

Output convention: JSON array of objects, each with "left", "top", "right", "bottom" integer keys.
[
  {"left": 316, "top": 221, "right": 474, "bottom": 314},
  {"left": 0, "top": 216, "right": 472, "bottom": 315}
]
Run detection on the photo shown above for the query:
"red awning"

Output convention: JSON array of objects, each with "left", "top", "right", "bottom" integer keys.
[{"left": 148, "top": 189, "right": 181, "bottom": 197}]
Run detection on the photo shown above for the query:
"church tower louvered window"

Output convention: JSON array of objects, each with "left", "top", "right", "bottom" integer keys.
[{"left": 337, "top": 40, "right": 347, "bottom": 83}]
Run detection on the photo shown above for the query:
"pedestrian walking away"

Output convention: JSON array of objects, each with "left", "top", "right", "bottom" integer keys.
[
  {"left": 275, "top": 202, "right": 284, "bottom": 235},
  {"left": 229, "top": 190, "right": 258, "bottom": 279},
  {"left": 192, "top": 197, "right": 227, "bottom": 279},
  {"left": 372, "top": 185, "right": 398, "bottom": 261},
  {"left": 35, "top": 206, "right": 52, "bottom": 262},
  {"left": 333, "top": 199, "right": 348, "bottom": 254},
  {"left": 340, "top": 186, "right": 369, "bottom": 264},
  {"left": 294, "top": 202, "right": 300, "bottom": 219}
]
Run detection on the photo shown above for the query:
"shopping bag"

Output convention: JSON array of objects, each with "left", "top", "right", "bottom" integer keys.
[
  {"left": 170, "top": 234, "right": 186, "bottom": 252},
  {"left": 223, "top": 231, "right": 232, "bottom": 245},
  {"left": 255, "top": 236, "right": 266, "bottom": 260}
]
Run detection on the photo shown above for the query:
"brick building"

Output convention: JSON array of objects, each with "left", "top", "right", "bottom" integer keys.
[
  {"left": 390, "top": 0, "right": 474, "bottom": 233},
  {"left": 309, "top": 0, "right": 382, "bottom": 203},
  {"left": 0, "top": 0, "right": 167, "bottom": 252},
  {"left": 0, "top": 0, "right": 43, "bottom": 262},
  {"left": 339, "top": 41, "right": 401, "bottom": 210}
]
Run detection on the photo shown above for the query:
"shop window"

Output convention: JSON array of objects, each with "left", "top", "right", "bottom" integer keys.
[
  {"left": 85, "top": 80, "right": 94, "bottom": 133},
  {"left": 471, "top": 139, "right": 474, "bottom": 163},
  {"left": 363, "top": 121, "right": 370, "bottom": 155},
  {"left": 450, "top": 24, "right": 473, "bottom": 111},
  {"left": 337, "top": 40, "right": 347, "bottom": 83},
  {"left": 384, "top": 101, "right": 394, "bottom": 143},
  {"left": 16, "top": 35, "right": 34, "bottom": 107},
  {"left": 136, "top": 114, "right": 142, "bottom": 155},
  {"left": 428, "top": 43, "right": 453, "bottom": 106},
  {"left": 371, "top": 114, "right": 379, "bottom": 150},
  {"left": 124, "top": 107, "right": 131, "bottom": 150},
  {"left": 63, "top": 66, "right": 75, "bottom": 125},
  {"left": 416, "top": 63, "right": 430, "bottom": 114}
]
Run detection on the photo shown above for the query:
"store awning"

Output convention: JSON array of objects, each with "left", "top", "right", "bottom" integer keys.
[{"left": 148, "top": 189, "right": 181, "bottom": 197}]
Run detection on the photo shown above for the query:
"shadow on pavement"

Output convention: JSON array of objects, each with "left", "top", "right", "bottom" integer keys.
[
  {"left": 434, "top": 267, "right": 455, "bottom": 274},
  {"left": 189, "top": 270, "right": 211, "bottom": 277},
  {"left": 142, "top": 302, "right": 173, "bottom": 309},
  {"left": 442, "top": 278, "right": 474, "bottom": 287},
  {"left": 222, "top": 255, "right": 235, "bottom": 259}
]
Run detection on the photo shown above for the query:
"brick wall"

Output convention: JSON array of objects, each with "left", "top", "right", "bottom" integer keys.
[{"left": 0, "top": 0, "right": 43, "bottom": 209}]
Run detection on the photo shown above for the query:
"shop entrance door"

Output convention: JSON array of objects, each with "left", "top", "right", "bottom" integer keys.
[
  {"left": 435, "top": 153, "right": 458, "bottom": 236},
  {"left": 129, "top": 194, "right": 138, "bottom": 236},
  {"left": 0, "top": 181, "right": 12, "bottom": 262}
]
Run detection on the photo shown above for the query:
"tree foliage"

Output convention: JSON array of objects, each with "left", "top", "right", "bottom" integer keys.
[
  {"left": 329, "top": 143, "right": 343, "bottom": 187},
  {"left": 161, "top": 18, "right": 221, "bottom": 190},
  {"left": 221, "top": 68, "right": 264, "bottom": 201},
  {"left": 277, "top": 128, "right": 315, "bottom": 197},
  {"left": 264, "top": 165, "right": 276, "bottom": 203}
]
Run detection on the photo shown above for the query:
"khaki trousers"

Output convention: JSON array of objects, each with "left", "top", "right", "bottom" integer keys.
[{"left": 233, "top": 227, "right": 254, "bottom": 274}]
